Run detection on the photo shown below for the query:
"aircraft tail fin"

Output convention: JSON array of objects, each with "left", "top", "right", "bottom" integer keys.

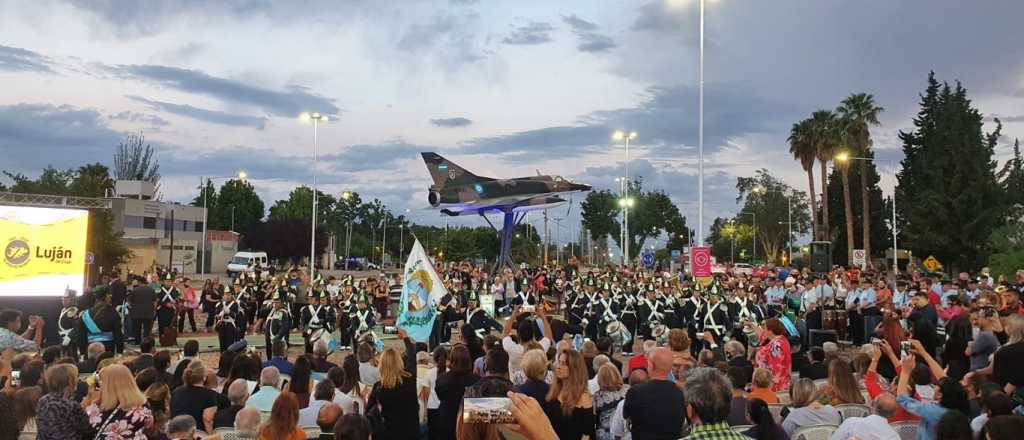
[{"left": 421, "top": 152, "right": 488, "bottom": 187}]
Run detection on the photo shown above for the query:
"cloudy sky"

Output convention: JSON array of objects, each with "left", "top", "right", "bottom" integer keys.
[{"left": 2, "top": 0, "right": 1023, "bottom": 247}]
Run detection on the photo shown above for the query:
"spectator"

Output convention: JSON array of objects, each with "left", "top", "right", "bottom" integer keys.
[
  {"left": 970, "top": 387, "right": 1011, "bottom": 439},
  {"left": 682, "top": 367, "right": 748, "bottom": 440},
  {"left": 748, "top": 368, "right": 780, "bottom": 404},
  {"left": 144, "top": 383, "right": 171, "bottom": 438},
  {"left": 135, "top": 367, "right": 158, "bottom": 393},
  {"left": 628, "top": 340, "right": 658, "bottom": 375},
  {"left": 259, "top": 392, "right": 306, "bottom": 440},
  {"left": 221, "top": 353, "right": 260, "bottom": 396},
  {"left": 992, "top": 315, "right": 1024, "bottom": 391},
  {"left": 463, "top": 346, "right": 514, "bottom": 399},
  {"left": 865, "top": 341, "right": 918, "bottom": 423},
  {"left": 460, "top": 323, "right": 485, "bottom": 361},
  {"left": 37, "top": 364, "right": 94, "bottom": 440},
  {"left": 967, "top": 310, "right": 1001, "bottom": 373},
  {"left": 743, "top": 398, "right": 789, "bottom": 440},
  {"left": 262, "top": 340, "right": 295, "bottom": 376},
  {"left": 333, "top": 413, "right": 372, "bottom": 440},
  {"left": 830, "top": 391, "right": 901, "bottom": 440},
  {"left": 943, "top": 315, "right": 973, "bottom": 380},
  {"left": 625, "top": 348, "right": 686, "bottom": 440},
  {"left": 167, "top": 414, "right": 197, "bottom": 439},
  {"left": 780, "top": 378, "right": 841, "bottom": 435},
  {"left": 19, "top": 359, "right": 44, "bottom": 388},
  {"left": 77, "top": 342, "right": 106, "bottom": 374},
  {"left": 473, "top": 335, "right": 499, "bottom": 376},
  {"left": 84, "top": 364, "right": 154, "bottom": 439},
  {"left": 935, "top": 411, "right": 973, "bottom": 440},
  {"left": 501, "top": 309, "right": 553, "bottom": 375},
  {"left": 589, "top": 355, "right": 610, "bottom": 393},
  {"left": 214, "top": 379, "right": 250, "bottom": 429},
  {"left": 14, "top": 385, "right": 41, "bottom": 434},
  {"left": 170, "top": 360, "right": 220, "bottom": 433},
  {"left": 515, "top": 349, "right": 551, "bottom": 404},
  {"left": 340, "top": 356, "right": 367, "bottom": 413},
  {"left": 799, "top": 347, "right": 828, "bottom": 380},
  {"left": 247, "top": 367, "right": 282, "bottom": 412},
  {"left": 543, "top": 348, "right": 595, "bottom": 440},
  {"left": 435, "top": 344, "right": 481, "bottom": 439},
  {"left": 128, "top": 277, "right": 156, "bottom": 344},
  {"left": 233, "top": 406, "right": 262, "bottom": 439},
  {"left": 820, "top": 359, "right": 866, "bottom": 405},
  {"left": 727, "top": 366, "right": 750, "bottom": 426},
  {"left": 823, "top": 342, "right": 840, "bottom": 362},
  {"left": 299, "top": 380, "right": 337, "bottom": 427},
  {"left": 316, "top": 402, "right": 343, "bottom": 440},
  {"left": 421, "top": 347, "right": 444, "bottom": 440},
  {"left": 326, "top": 366, "right": 360, "bottom": 416},
  {"left": 594, "top": 362, "right": 628, "bottom": 440},
  {"left": 153, "top": 351, "right": 174, "bottom": 385},
  {"left": 285, "top": 356, "right": 314, "bottom": 408},
  {"left": 581, "top": 340, "right": 599, "bottom": 377},
  {"left": 41, "top": 345, "right": 61, "bottom": 367},
  {"left": 365, "top": 328, "right": 418, "bottom": 439},
  {"left": 356, "top": 343, "right": 379, "bottom": 386},
  {"left": 725, "top": 340, "right": 752, "bottom": 384},
  {"left": 0, "top": 309, "right": 44, "bottom": 352},
  {"left": 897, "top": 345, "right": 970, "bottom": 440},
  {"left": 596, "top": 336, "right": 624, "bottom": 372},
  {"left": 130, "top": 337, "right": 156, "bottom": 373},
  {"left": 984, "top": 415, "right": 1024, "bottom": 440},
  {"left": 170, "top": 340, "right": 199, "bottom": 374},
  {"left": 754, "top": 318, "right": 792, "bottom": 392},
  {"left": 312, "top": 340, "right": 339, "bottom": 373}
]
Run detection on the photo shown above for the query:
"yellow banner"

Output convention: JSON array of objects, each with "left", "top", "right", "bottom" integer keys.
[{"left": 1, "top": 212, "right": 88, "bottom": 282}]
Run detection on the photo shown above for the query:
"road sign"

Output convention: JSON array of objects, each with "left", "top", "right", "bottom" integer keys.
[
  {"left": 642, "top": 251, "right": 655, "bottom": 268},
  {"left": 923, "top": 255, "right": 943, "bottom": 272},
  {"left": 85, "top": 251, "right": 95, "bottom": 265},
  {"left": 852, "top": 249, "right": 866, "bottom": 269},
  {"left": 691, "top": 247, "right": 712, "bottom": 277},
  {"left": 671, "top": 249, "right": 681, "bottom": 261}
]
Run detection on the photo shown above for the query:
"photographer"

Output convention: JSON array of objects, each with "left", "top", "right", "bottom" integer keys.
[{"left": 0, "top": 309, "right": 44, "bottom": 353}]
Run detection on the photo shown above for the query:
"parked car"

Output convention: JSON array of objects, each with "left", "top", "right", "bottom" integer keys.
[
  {"left": 226, "top": 251, "right": 268, "bottom": 276},
  {"left": 732, "top": 263, "right": 753, "bottom": 276}
]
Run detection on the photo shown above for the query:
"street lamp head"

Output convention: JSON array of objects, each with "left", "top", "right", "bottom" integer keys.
[
  {"left": 628, "top": 131, "right": 638, "bottom": 140},
  {"left": 341, "top": 191, "right": 351, "bottom": 200},
  {"left": 238, "top": 171, "right": 248, "bottom": 180},
  {"left": 612, "top": 130, "right": 625, "bottom": 141},
  {"left": 751, "top": 186, "right": 763, "bottom": 194},
  {"left": 299, "top": 112, "right": 310, "bottom": 121},
  {"left": 835, "top": 152, "right": 850, "bottom": 162}
]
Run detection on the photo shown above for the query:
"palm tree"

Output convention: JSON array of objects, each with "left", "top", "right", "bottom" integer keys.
[
  {"left": 809, "top": 110, "right": 838, "bottom": 242},
  {"left": 837, "top": 93, "right": 884, "bottom": 262},
  {"left": 788, "top": 119, "right": 818, "bottom": 240}
]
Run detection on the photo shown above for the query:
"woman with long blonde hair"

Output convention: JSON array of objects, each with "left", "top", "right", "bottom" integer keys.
[
  {"left": 366, "top": 327, "right": 418, "bottom": 439},
  {"left": 820, "top": 359, "right": 865, "bottom": 405},
  {"left": 544, "top": 348, "right": 595, "bottom": 440},
  {"left": 84, "top": 364, "right": 154, "bottom": 440}
]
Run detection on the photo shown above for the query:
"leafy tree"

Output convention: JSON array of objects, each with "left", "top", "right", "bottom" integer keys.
[
  {"left": 112, "top": 132, "right": 160, "bottom": 190},
  {"left": 735, "top": 169, "right": 812, "bottom": 263},
  {"left": 825, "top": 152, "right": 891, "bottom": 265},
  {"left": 998, "top": 138, "right": 1024, "bottom": 216},
  {"left": 268, "top": 186, "right": 336, "bottom": 221},
  {"left": 837, "top": 93, "right": 885, "bottom": 259},
  {"left": 69, "top": 163, "right": 115, "bottom": 197},
  {"left": 896, "top": 72, "right": 1003, "bottom": 271},
  {"left": 708, "top": 217, "right": 754, "bottom": 263},
  {"left": 581, "top": 190, "right": 618, "bottom": 244},
  {"left": 213, "top": 179, "right": 264, "bottom": 232},
  {"left": 581, "top": 180, "right": 692, "bottom": 263},
  {"left": 244, "top": 218, "right": 328, "bottom": 263}
]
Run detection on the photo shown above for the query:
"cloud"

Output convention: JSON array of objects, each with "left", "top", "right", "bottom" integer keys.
[
  {"left": 430, "top": 117, "right": 473, "bottom": 128},
  {"left": 320, "top": 141, "right": 436, "bottom": 173},
  {"left": 109, "top": 110, "right": 170, "bottom": 127},
  {"left": 395, "top": 11, "right": 487, "bottom": 71},
  {"left": 0, "top": 45, "right": 55, "bottom": 73},
  {"left": 110, "top": 64, "right": 339, "bottom": 118},
  {"left": 561, "top": 14, "right": 617, "bottom": 53},
  {"left": 501, "top": 21, "right": 556, "bottom": 45},
  {"left": 0, "top": 103, "right": 123, "bottom": 173},
  {"left": 127, "top": 95, "right": 268, "bottom": 129}
]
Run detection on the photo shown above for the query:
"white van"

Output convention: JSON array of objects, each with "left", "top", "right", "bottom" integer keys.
[{"left": 226, "top": 251, "right": 268, "bottom": 275}]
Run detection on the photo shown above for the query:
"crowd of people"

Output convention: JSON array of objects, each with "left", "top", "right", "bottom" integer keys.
[{"left": 2, "top": 260, "right": 1024, "bottom": 440}]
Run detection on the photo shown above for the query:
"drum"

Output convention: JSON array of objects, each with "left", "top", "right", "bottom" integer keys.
[
  {"left": 651, "top": 324, "right": 667, "bottom": 342},
  {"left": 310, "top": 328, "right": 338, "bottom": 354},
  {"left": 605, "top": 320, "right": 623, "bottom": 336}
]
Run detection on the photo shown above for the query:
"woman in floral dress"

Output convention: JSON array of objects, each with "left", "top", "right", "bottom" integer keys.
[
  {"left": 84, "top": 364, "right": 154, "bottom": 440},
  {"left": 753, "top": 318, "right": 792, "bottom": 393}
]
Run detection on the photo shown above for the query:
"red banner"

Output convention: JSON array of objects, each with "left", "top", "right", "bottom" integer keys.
[{"left": 691, "top": 246, "right": 712, "bottom": 277}]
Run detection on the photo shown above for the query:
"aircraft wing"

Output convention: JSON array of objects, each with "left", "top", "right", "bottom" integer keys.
[{"left": 440, "top": 195, "right": 567, "bottom": 217}]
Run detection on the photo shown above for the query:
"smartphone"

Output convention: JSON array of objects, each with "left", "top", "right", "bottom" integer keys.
[
  {"left": 462, "top": 397, "right": 514, "bottom": 424},
  {"left": 383, "top": 325, "right": 398, "bottom": 335},
  {"left": 870, "top": 337, "right": 882, "bottom": 345},
  {"left": 900, "top": 341, "right": 911, "bottom": 356},
  {"left": 10, "top": 370, "right": 20, "bottom": 388}
]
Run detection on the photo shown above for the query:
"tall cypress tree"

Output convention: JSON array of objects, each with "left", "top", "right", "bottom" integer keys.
[{"left": 895, "top": 72, "right": 1003, "bottom": 271}]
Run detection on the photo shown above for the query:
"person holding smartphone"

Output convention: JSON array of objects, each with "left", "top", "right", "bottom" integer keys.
[{"left": 0, "top": 309, "right": 44, "bottom": 353}]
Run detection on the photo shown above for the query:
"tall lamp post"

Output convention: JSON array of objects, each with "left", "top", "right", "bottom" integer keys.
[
  {"left": 613, "top": 130, "right": 637, "bottom": 266},
  {"left": 614, "top": 176, "right": 626, "bottom": 266},
  {"left": 738, "top": 211, "right": 756, "bottom": 264},
  {"left": 836, "top": 152, "right": 899, "bottom": 274},
  {"left": 340, "top": 191, "right": 353, "bottom": 271},
  {"left": 300, "top": 112, "right": 328, "bottom": 281},
  {"left": 200, "top": 172, "right": 246, "bottom": 277},
  {"left": 400, "top": 208, "right": 410, "bottom": 262},
  {"left": 617, "top": 196, "right": 635, "bottom": 266}
]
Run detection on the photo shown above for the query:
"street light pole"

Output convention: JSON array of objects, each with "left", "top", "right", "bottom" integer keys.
[
  {"left": 738, "top": 211, "right": 756, "bottom": 263},
  {"left": 302, "top": 112, "right": 328, "bottom": 281},
  {"left": 613, "top": 131, "right": 637, "bottom": 267},
  {"left": 698, "top": 0, "right": 706, "bottom": 247}
]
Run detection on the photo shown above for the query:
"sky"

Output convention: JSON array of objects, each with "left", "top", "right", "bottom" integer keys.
[{"left": 2, "top": 0, "right": 1023, "bottom": 250}]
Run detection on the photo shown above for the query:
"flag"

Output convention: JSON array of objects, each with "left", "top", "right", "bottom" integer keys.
[{"left": 396, "top": 239, "right": 448, "bottom": 342}]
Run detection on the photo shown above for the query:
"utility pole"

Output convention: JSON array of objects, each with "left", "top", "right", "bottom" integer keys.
[{"left": 543, "top": 209, "right": 549, "bottom": 265}]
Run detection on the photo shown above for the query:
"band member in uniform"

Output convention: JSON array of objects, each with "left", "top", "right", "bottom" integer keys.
[
  {"left": 156, "top": 273, "right": 178, "bottom": 338},
  {"left": 58, "top": 288, "right": 81, "bottom": 359},
  {"left": 430, "top": 282, "right": 462, "bottom": 347},
  {"left": 77, "top": 287, "right": 124, "bottom": 354},
  {"left": 617, "top": 284, "right": 639, "bottom": 355},
  {"left": 697, "top": 290, "right": 731, "bottom": 347},
  {"left": 255, "top": 291, "right": 292, "bottom": 360},
  {"left": 214, "top": 285, "right": 245, "bottom": 352},
  {"left": 464, "top": 290, "right": 502, "bottom": 339},
  {"left": 350, "top": 292, "right": 376, "bottom": 350},
  {"left": 636, "top": 284, "right": 664, "bottom": 340},
  {"left": 301, "top": 290, "right": 336, "bottom": 353}
]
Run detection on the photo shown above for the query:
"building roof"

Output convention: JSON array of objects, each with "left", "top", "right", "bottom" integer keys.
[{"left": 208, "top": 229, "right": 240, "bottom": 242}]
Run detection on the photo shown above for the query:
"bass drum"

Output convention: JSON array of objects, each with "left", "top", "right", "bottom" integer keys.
[{"left": 310, "top": 328, "right": 338, "bottom": 355}]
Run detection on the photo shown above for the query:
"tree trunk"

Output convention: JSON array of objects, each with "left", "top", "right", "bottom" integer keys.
[
  {"left": 806, "top": 168, "right": 819, "bottom": 241},
  {"left": 841, "top": 166, "right": 855, "bottom": 265},
  {"left": 819, "top": 159, "right": 830, "bottom": 241},
  {"left": 860, "top": 160, "right": 871, "bottom": 263}
]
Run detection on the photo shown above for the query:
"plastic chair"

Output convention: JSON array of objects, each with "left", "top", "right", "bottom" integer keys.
[
  {"left": 732, "top": 424, "right": 754, "bottom": 432},
  {"left": 835, "top": 403, "right": 871, "bottom": 420},
  {"left": 213, "top": 427, "right": 235, "bottom": 435},
  {"left": 791, "top": 424, "right": 839, "bottom": 440},
  {"left": 767, "top": 403, "right": 787, "bottom": 424},
  {"left": 302, "top": 427, "right": 322, "bottom": 439},
  {"left": 890, "top": 421, "right": 919, "bottom": 440},
  {"left": 813, "top": 379, "right": 828, "bottom": 389}
]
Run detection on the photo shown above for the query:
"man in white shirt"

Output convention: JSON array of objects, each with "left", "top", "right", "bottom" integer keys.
[
  {"left": 326, "top": 366, "right": 360, "bottom": 415},
  {"left": 247, "top": 367, "right": 282, "bottom": 412},
  {"left": 501, "top": 308, "right": 553, "bottom": 374},
  {"left": 589, "top": 355, "right": 610, "bottom": 394},
  {"left": 298, "top": 381, "right": 337, "bottom": 427},
  {"left": 830, "top": 394, "right": 900, "bottom": 440}
]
